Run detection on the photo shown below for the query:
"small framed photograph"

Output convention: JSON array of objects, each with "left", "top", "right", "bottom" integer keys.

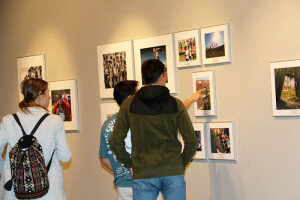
[
  {"left": 207, "top": 122, "right": 236, "bottom": 160},
  {"left": 201, "top": 24, "right": 231, "bottom": 65},
  {"left": 192, "top": 71, "right": 216, "bottom": 116},
  {"left": 270, "top": 60, "right": 300, "bottom": 116},
  {"left": 49, "top": 79, "right": 79, "bottom": 131},
  {"left": 175, "top": 29, "right": 201, "bottom": 68},
  {"left": 17, "top": 55, "right": 46, "bottom": 101},
  {"left": 97, "top": 40, "right": 135, "bottom": 98},
  {"left": 133, "top": 34, "right": 177, "bottom": 93},
  {"left": 100, "top": 102, "right": 119, "bottom": 125},
  {"left": 193, "top": 123, "right": 206, "bottom": 160}
]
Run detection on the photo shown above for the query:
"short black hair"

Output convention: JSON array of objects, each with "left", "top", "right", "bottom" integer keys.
[
  {"left": 141, "top": 59, "right": 165, "bottom": 84},
  {"left": 113, "top": 80, "right": 138, "bottom": 106}
]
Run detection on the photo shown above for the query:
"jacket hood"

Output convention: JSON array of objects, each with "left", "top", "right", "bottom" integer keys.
[{"left": 135, "top": 85, "right": 170, "bottom": 103}]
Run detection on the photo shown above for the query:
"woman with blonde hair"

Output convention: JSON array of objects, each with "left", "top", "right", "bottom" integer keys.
[{"left": 0, "top": 78, "right": 71, "bottom": 200}]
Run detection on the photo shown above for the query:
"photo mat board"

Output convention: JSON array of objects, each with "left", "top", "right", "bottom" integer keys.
[
  {"left": 97, "top": 40, "right": 135, "bottom": 98},
  {"left": 206, "top": 122, "right": 236, "bottom": 160},
  {"left": 193, "top": 123, "right": 206, "bottom": 160},
  {"left": 270, "top": 60, "right": 300, "bottom": 116},
  {"left": 134, "top": 34, "right": 177, "bottom": 93},
  {"left": 192, "top": 71, "right": 217, "bottom": 116},
  {"left": 201, "top": 24, "right": 231, "bottom": 65},
  {"left": 175, "top": 29, "right": 201, "bottom": 68},
  {"left": 17, "top": 54, "right": 46, "bottom": 101},
  {"left": 49, "top": 79, "right": 79, "bottom": 131},
  {"left": 100, "top": 102, "right": 119, "bottom": 126}
]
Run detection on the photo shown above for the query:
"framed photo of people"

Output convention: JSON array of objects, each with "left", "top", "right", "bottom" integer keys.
[
  {"left": 201, "top": 24, "right": 231, "bottom": 65},
  {"left": 192, "top": 71, "right": 217, "bottom": 116},
  {"left": 175, "top": 29, "right": 201, "bottom": 68},
  {"left": 17, "top": 54, "right": 46, "bottom": 101},
  {"left": 133, "top": 34, "right": 177, "bottom": 93},
  {"left": 97, "top": 40, "right": 135, "bottom": 98},
  {"left": 270, "top": 60, "right": 300, "bottom": 116},
  {"left": 193, "top": 123, "right": 206, "bottom": 160},
  {"left": 100, "top": 102, "right": 119, "bottom": 125},
  {"left": 206, "top": 122, "right": 236, "bottom": 160},
  {"left": 49, "top": 79, "right": 79, "bottom": 131}
]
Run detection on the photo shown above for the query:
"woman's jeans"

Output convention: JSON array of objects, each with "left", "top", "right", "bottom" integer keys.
[{"left": 133, "top": 174, "right": 186, "bottom": 200}]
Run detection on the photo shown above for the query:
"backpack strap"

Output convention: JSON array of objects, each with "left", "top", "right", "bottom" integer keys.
[
  {"left": 30, "top": 113, "right": 50, "bottom": 136},
  {"left": 47, "top": 150, "right": 55, "bottom": 172},
  {"left": 12, "top": 114, "right": 27, "bottom": 136},
  {"left": 13, "top": 113, "right": 50, "bottom": 136}
]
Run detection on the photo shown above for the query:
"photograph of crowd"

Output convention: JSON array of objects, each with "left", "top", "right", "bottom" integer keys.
[
  {"left": 205, "top": 31, "right": 225, "bottom": 59},
  {"left": 274, "top": 66, "right": 300, "bottom": 110},
  {"left": 103, "top": 51, "right": 127, "bottom": 89},
  {"left": 20, "top": 65, "right": 43, "bottom": 81},
  {"left": 210, "top": 128, "right": 230, "bottom": 154},
  {"left": 51, "top": 89, "right": 72, "bottom": 121},
  {"left": 178, "top": 38, "right": 197, "bottom": 62},
  {"left": 195, "top": 78, "right": 211, "bottom": 110},
  {"left": 195, "top": 130, "right": 202, "bottom": 151},
  {"left": 140, "top": 45, "right": 168, "bottom": 84}
]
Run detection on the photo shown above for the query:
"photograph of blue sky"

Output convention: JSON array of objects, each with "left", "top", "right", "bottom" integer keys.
[{"left": 205, "top": 31, "right": 224, "bottom": 48}]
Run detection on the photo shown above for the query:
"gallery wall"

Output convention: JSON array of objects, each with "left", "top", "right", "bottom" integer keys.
[{"left": 1, "top": 0, "right": 300, "bottom": 199}]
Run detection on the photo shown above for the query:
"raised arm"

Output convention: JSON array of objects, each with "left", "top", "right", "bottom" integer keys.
[{"left": 183, "top": 88, "right": 206, "bottom": 110}]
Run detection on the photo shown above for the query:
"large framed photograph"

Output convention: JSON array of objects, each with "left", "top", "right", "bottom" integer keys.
[
  {"left": 201, "top": 24, "right": 231, "bottom": 65},
  {"left": 97, "top": 40, "right": 135, "bottom": 98},
  {"left": 193, "top": 123, "right": 206, "bottom": 160},
  {"left": 175, "top": 29, "right": 201, "bottom": 68},
  {"left": 207, "top": 122, "right": 236, "bottom": 160},
  {"left": 270, "top": 60, "right": 300, "bottom": 116},
  {"left": 192, "top": 71, "right": 217, "bottom": 116},
  {"left": 133, "top": 34, "right": 177, "bottom": 93},
  {"left": 17, "top": 55, "right": 46, "bottom": 100},
  {"left": 49, "top": 79, "right": 79, "bottom": 131},
  {"left": 100, "top": 102, "right": 119, "bottom": 125}
]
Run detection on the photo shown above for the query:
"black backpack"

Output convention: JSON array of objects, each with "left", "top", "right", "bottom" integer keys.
[{"left": 4, "top": 113, "right": 55, "bottom": 199}]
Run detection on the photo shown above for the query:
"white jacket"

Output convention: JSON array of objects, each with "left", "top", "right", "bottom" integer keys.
[{"left": 0, "top": 107, "right": 71, "bottom": 200}]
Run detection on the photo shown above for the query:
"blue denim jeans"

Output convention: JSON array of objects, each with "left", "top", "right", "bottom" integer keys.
[{"left": 133, "top": 174, "right": 186, "bottom": 200}]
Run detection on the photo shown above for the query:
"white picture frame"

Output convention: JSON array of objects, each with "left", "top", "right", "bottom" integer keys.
[
  {"left": 201, "top": 24, "right": 231, "bottom": 65},
  {"left": 17, "top": 54, "right": 46, "bottom": 101},
  {"left": 49, "top": 79, "right": 79, "bottom": 131},
  {"left": 193, "top": 122, "right": 206, "bottom": 160},
  {"left": 206, "top": 122, "right": 236, "bottom": 160},
  {"left": 133, "top": 34, "right": 177, "bottom": 93},
  {"left": 100, "top": 102, "right": 119, "bottom": 125},
  {"left": 97, "top": 40, "right": 135, "bottom": 98},
  {"left": 270, "top": 60, "right": 300, "bottom": 116},
  {"left": 192, "top": 71, "right": 217, "bottom": 116},
  {"left": 175, "top": 29, "right": 201, "bottom": 68}
]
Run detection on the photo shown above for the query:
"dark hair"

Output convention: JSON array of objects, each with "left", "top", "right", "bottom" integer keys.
[
  {"left": 19, "top": 78, "right": 48, "bottom": 113},
  {"left": 141, "top": 59, "right": 165, "bottom": 84},
  {"left": 113, "top": 80, "right": 138, "bottom": 106}
]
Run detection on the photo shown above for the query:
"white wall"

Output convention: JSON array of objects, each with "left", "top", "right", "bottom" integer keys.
[{"left": 0, "top": 0, "right": 300, "bottom": 199}]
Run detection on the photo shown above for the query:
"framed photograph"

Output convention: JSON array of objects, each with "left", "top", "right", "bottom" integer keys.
[
  {"left": 97, "top": 40, "right": 135, "bottom": 98},
  {"left": 49, "top": 79, "right": 79, "bottom": 131},
  {"left": 175, "top": 29, "right": 201, "bottom": 68},
  {"left": 207, "top": 122, "right": 236, "bottom": 160},
  {"left": 133, "top": 34, "right": 177, "bottom": 93},
  {"left": 193, "top": 123, "right": 206, "bottom": 160},
  {"left": 270, "top": 60, "right": 300, "bottom": 116},
  {"left": 201, "top": 24, "right": 231, "bottom": 65},
  {"left": 192, "top": 71, "right": 217, "bottom": 116},
  {"left": 100, "top": 102, "right": 119, "bottom": 125},
  {"left": 17, "top": 54, "right": 46, "bottom": 100}
]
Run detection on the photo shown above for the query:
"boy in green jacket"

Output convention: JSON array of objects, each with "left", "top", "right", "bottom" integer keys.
[{"left": 109, "top": 59, "right": 198, "bottom": 200}]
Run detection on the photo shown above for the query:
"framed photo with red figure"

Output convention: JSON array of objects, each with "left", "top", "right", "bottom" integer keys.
[{"left": 49, "top": 79, "right": 79, "bottom": 131}]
